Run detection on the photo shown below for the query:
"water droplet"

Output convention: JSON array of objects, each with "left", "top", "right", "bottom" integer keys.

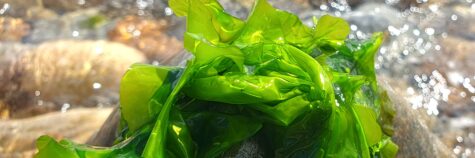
[
  {"left": 425, "top": 28, "right": 435, "bottom": 36},
  {"left": 320, "top": 4, "right": 328, "bottom": 11},
  {"left": 471, "top": 96, "right": 475, "bottom": 103},
  {"left": 385, "top": 0, "right": 400, "bottom": 5},
  {"left": 0, "top": 3, "right": 10, "bottom": 15},
  {"left": 334, "top": 11, "right": 342, "bottom": 17},
  {"left": 350, "top": 25, "right": 358, "bottom": 31},
  {"left": 429, "top": 4, "right": 439, "bottom": 12},
  {"left": 435, "top": 45, "right": 441, "bottom": 51},
  {"left": 136, "top": 0, "right": 149, "bottom": 9},
  {"left": 464, "top": 149, "right": 472, "bottom": 156},
  {"left": 152, "top": 60, "right": 160, "bottom": 66},
  {"left": 165, "top": 7, "right": 173, "bottom": 16},
  {"left": 37, "top": 100, "right": 43, "bottom": 106},
  {"left": 451, "top": 14, "right": 458, "bottom": 21},
  {"left": 457, "top": 136, "right": 464, "bottom": 143},
  {"left": 77, "top": 0, "right": 85, "bottom": 5},
  {"left": 388, "top": 25, "right": 400, "bottom": 36},
  {"left": 447, "top": 72, "right": 464, "bottom": 85},
  {"left": 407, "top": 87, "right": 415, "bottom": 95},
  {"left": 132, "top": 30, "right": 141, "bottom": 37},
  {"left": 94, "top": 46, "right": 103, "bottom": 54},
  {"left": 441, "top": 32, "right": 448, "bottom": 38},
  {"left": 93, "top": 82, "right": 102, "bottom": 89},
  {"left": 34, "top": 90, "right": 41, "bottom": 96},
  {"left": 61, "top": 103, "right": 71, "bottom": 113},
  {"left": 454, "top": 146, "right": 462, "bottom": 154},
  {"left": 413, "top": 29, "right": 420, "bottom": 36},
  {"left": 72, "top": 31, "right": 79, "bottom": 37}
]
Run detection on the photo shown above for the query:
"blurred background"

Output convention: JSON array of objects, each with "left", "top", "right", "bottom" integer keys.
[{"left": 0, "top": 0, "right": 474, "bottom": 157}]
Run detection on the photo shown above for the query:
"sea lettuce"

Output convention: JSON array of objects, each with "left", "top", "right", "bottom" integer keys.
[{"left": 35, "top": 0, "right": 398, "bottom": 157}]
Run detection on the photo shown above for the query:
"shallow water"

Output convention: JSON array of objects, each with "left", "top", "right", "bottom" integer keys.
[{"left": 0, "top": 0, "right": 474, "bottom": 157}]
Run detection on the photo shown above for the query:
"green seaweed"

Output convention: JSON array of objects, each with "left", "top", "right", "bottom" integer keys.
[{"left": 35, "top": 0, "right": 398, "bottom": 157}]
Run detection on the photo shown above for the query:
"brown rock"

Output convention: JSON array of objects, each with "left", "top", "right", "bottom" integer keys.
[
  {"left": 0, "top": 108, "right": 113, "bottom": 158},
  {"left": 0, "top": 17, "right": 30, "bottom": 42},
  {"left": 108, "top": 16, "right": 184, "bottom": 64},
  {"left": 0, "top": 40, "right": 145, "bottom": 118}
]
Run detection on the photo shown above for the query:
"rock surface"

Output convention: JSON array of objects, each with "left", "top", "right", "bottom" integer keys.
[
  {"left": 0, "top": 107, "right": 113, "bottom": 158},
  {"left": 0, "top": 17, "right": 30, "bottom": 42},
  {"left": 108, "top": 16, "right": 184, "bottom": 64},
  {"left": 0, "top": 40, "right": 145, "bottom": 118},
  {"left": 379, "top": 80, "right": 454, "bottom": 158}
]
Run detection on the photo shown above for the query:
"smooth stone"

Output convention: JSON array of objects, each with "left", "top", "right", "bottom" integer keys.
[
  {"left": 0, "top": 108, "right": 113, "bottom": 157},
  {"left": 0, "top": 40, "right": 145, "bottom": 118}
]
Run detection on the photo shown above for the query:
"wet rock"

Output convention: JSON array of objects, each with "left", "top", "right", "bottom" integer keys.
[
  {"left": 0, "top": 107, "right": 112, "bottom": 158},
  {"left": 218, "top": 0, "right": 253, "bottom": 19},
  {"left": 379, "top": 79, "right": 454, "bottom": 158},
  {"left": 308, "top": 0, "right": 362, "bottom": 9},
  {"left": 108, "top": 16, "right": 183, "bottom": 64},
  {"left": 346, "top": 3, "right": 403, "bottom": 33},
  {"left": 445, "top": 4, "right": 475, "bottom": 41},
  {"left": 0, "top": 0, "right": 103, "bottom": 17},
  {"left": 86, "top": 107, "right": 120, "bottom": 146},
  {"left": 0, "top": 17, "right": 30, "bottom": 42},
  {"left": 0, "top": 42, "right": 34, "bottom": 119},
  {"left": 0, "top": 0, "right": 43, "bottom": 18},
  {"left": 24, "top": 8, "right": 111, "bottom": 43},
  {"left": 101, "top": 0, "right": 169, "bottom": 19},
  {"left": 0, "top": 40, "right": 145, "bottom": 118},
  {"left": 42, "top": 0, "right": 104, "bottom": 13}
]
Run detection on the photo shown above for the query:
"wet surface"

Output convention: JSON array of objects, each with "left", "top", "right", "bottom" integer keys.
[{"left": 0, "top": 0, "right": 474, "bottom": 157}]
